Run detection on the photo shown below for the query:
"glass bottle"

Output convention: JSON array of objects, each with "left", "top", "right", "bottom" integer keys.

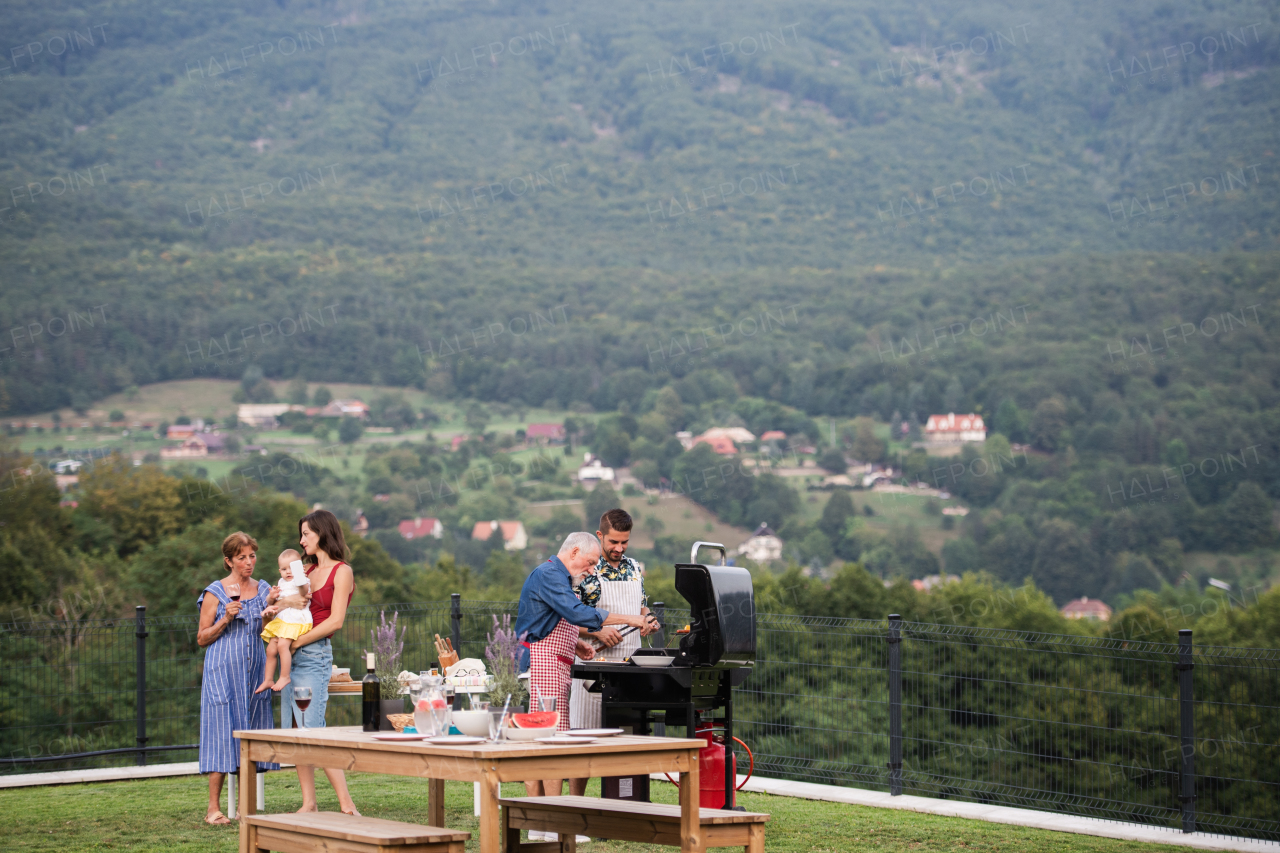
[{"left": 361, "top": 652, "right": 380, "bottom": 732}]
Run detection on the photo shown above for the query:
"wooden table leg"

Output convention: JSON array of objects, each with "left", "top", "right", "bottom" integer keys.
[
  {"left": 745, "top": 821, "right": 764, "bottom": 853},
  {"left": 680, "top": 759, "right": 703, "bottom": 853},
  {"left": 239, "top": 740, "right": 258, "bottom": 853},
  {"left": 478, "top": 771, "right": 501, "bottom": 853},
  {"left": 428, "top": 778, "right": 446, "bottom": 827},
  {"left": 502, "top": 801, "right": 519, "bottom": 853}
]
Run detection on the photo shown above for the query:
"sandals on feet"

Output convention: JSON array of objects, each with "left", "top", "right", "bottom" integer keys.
[{"left": 205, "top": 810, "right": 233, "bottom": 826}]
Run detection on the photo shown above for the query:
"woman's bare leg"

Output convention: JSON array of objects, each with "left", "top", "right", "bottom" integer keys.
[
  {"left": 326, "top": 768, "right": 359, "bottom": 815},
  {"left": 206, "top": 772, "right": 229, "bottom": 821},
  {"left": 296, "top": 766, "right": 359, "bottom": 815},
  {"left": 297, "top": 765, "right": 319, "bottom": 812},
  {"left": 525, "top": 780, "right": 543, "bottom": 796}
]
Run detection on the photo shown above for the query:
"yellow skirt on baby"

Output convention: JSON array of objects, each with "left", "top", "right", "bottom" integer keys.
[{"left": 261, "top": 619, "right": 311, "bottom": 641}]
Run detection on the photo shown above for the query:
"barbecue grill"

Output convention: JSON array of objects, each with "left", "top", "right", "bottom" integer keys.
[{"left": 571, "top": 541, "right": 755, "bottom": 808}]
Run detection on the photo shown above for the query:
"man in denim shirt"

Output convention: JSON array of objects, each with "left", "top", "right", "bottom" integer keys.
[
  {"left": 515, "top": 533, "right": 608, "bottom": 671},
  {"left": 515, "top": 532, "right": 651, "bottom": 803}
]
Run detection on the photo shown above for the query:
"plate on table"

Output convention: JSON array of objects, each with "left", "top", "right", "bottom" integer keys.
[
  {"left": 371, "top": 732, "right": 427, "bottom": 741},
  {"left": 568, "top": 728, "right": 625, "bottom": 737},
  {"left": 426, "top": 735, "right": 486, "bottom": 745},
  {"left": 536, "top": 735, "right": 597, "bottom": 744}
]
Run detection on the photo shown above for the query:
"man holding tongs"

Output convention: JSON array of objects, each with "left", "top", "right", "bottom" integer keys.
[{"left": 568, "top": 508, "right": 661, "bottom": 797}]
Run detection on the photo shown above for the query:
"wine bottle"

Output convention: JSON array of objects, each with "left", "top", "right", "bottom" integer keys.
[{"left": 362, "top": 652, "right": 381, "bottom": 732}]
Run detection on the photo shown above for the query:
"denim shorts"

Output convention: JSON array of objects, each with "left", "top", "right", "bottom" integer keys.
[{"left": 281, "top": 638, "right": 331, "bottom": 729}]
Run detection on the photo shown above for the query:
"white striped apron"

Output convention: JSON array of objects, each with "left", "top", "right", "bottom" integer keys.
[{"left": 570, "top": 578, "right": 643, "bottom": 730}]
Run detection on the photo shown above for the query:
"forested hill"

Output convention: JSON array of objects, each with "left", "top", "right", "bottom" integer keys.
[
  {"left": 0, "top": 0, "right": 1277, "bottom": 411},
  {"left": 1, "top": 0, "right": 1277, "bottom": 270},
  {"left": 2, "top": 0, "right": 1279, "bottom": 611}
]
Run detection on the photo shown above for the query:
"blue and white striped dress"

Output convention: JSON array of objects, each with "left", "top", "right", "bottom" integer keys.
[{"left": 197, "top": 579, "right": 280, "bottom": 774}]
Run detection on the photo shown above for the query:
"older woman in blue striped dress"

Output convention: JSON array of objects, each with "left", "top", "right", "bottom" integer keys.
[{"left": 197, "top": 531, "right": 281, "bottom": 825}]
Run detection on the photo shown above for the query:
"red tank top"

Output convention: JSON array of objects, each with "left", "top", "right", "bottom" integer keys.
[{"left": 306, "top": 561, "right": 353, "bottom": 625}]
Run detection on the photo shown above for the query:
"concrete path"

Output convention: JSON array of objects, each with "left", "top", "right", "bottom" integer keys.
[
  {"left": 0, "top": 761, "right": 201, "bottom": 788},
  {"left": 721, "top": 775, "right": 1280, "bottom": 852}
]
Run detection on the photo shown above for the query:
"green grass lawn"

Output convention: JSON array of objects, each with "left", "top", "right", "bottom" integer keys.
[{"left": 0, "top": 771, "right": 1193, "bottom": 853}]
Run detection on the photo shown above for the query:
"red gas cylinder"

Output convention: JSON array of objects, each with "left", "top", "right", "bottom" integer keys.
[{"left": 696, "top": 722, "right": 736, "bottom": 809}]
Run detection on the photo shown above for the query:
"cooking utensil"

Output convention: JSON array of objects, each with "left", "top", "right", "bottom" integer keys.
[
  {"left": 592, "top": 614, "right": 660, "bottom": 650},
  {"left": 433, "top": 634, "right": 460, "bottom": 671}
]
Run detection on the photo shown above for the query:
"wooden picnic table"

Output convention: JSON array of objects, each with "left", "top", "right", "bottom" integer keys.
[{"left": 234, "top": 726, "right": 707, "bottom": 853}]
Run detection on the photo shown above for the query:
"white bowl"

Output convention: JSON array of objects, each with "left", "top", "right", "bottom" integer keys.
[
  {"left": 502, "top": 725, "right": 559, "bottom": 742},
  {"left": 452, "top": 710, "right": 492, "bottom": 738}
]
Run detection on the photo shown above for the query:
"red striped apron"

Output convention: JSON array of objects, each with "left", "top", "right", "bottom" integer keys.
[{"left": 525, "top": 617, "right": 577, "bottom": 732}]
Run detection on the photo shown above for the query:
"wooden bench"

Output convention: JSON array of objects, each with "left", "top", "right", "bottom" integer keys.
[
  {"left": 500, "top": 796, "right": 769, "bottom": 852},
  {"left": 245, "top": 812, "right": 469, "bottom": 853}
]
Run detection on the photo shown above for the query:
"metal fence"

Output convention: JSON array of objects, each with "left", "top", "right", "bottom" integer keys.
[{"left": 2, "top": 600, "right": 1277, "bottom": 842}]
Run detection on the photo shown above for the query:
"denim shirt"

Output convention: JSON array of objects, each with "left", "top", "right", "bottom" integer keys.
[{"left": 514, "top": 555, "right": 608, "bottom": 672}]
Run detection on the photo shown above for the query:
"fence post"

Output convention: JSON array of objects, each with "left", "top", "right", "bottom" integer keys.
[
  {"left": 135, "top": 605, "right": 148, "bottom": 767},
  {"left": 450, "top": 593, "right": 462, "bottom": 658},
  {"left": 651, "top": 600, "right": 666, "bottom": 648},
  {"left": 1178, "top": 629, "right": 1195, "bottom": 833},
  {"left": 888, "top": 613, "right": 902, "bottom": 796}
]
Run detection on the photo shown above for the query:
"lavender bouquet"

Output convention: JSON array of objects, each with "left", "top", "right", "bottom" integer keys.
[
  {"left": 366, "top": 610, "right": 406, "bottom": 694},
  {"left": 485, "top": 614, "right": 527, "bottom": 709}
]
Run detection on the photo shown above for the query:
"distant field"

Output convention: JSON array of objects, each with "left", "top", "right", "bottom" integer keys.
[
  {"left": 797, "top": 488, "right": 964, "bottom": 557},
  {"left": 20, "top": 378, "right": 582, "bottom": 436},
  {"left": 525, "top": 493, "right": 754, "bottom": 553}
]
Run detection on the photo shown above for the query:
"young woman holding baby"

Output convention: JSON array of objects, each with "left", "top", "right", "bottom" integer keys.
[
  {"left": 279, "top": 508, "right": 360, "bottom": 816},
  {"left": 196, "top": 511, "right": 360, "bottom": 824}
]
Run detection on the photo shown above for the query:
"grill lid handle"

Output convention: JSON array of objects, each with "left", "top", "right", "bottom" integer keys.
[{"left": 690, "top": 541, "right": 727, "bottom": 565}]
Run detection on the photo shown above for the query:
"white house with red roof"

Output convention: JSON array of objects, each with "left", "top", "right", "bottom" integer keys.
[
  {"left": 1060, "top": 597, "right": 1113, "bottom": 621},
  {"left": 471, "top": 520, "right": 528, "bottom": 551},
  {"left": 398, "top": 517, "right": 443, "bottom": 540},
  {"left": 924, "top": 413, "right": 987, "bottom": 443},
  {"left": 320, "top": 399, "right": 369, "bottom": 419}
]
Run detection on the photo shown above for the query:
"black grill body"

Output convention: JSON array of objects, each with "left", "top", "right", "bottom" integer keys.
[{"left": 571, "top": 542, "right": 755, "bottom": 809}]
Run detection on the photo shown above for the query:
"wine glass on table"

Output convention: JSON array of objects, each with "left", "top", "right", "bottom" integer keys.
[{"left": 293, "top": 686, "right": 313, "bottom": 731}]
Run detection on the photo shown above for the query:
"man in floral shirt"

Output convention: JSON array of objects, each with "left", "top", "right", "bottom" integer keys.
[
  {"left": 569, "top": 508, "right": 658, "bottom": 798},
  {"left": 574, "top": 508, "right": 650, "bottom": 629}
]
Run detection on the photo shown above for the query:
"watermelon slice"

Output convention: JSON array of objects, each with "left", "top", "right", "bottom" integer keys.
[
  {"left": 511, "top": 711, "right": 559, "bottom": 729},
  {"left": 415, "top": 697, "right": 448, "bottom": 712}
]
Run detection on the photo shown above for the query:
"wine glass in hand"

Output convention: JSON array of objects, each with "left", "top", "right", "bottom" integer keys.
[{"left": 293, "top": 686, "right": 313, "bottom": 730}]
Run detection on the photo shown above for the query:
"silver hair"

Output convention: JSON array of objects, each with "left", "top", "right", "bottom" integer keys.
[{"left": 558, "top": 531, "right": 601, "bottom": 558}]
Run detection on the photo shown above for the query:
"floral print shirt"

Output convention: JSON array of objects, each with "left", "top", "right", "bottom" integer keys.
[{"left": 574, "top": 554, "right": 648, "bottom": 609}]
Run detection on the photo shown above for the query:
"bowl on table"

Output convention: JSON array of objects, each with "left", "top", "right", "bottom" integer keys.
[
  {"left": 452, "top": 710, "right": 492, "bottom": 738},
  {"left": 502, "top": 724, "right": 559, "bottom": 742}
]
